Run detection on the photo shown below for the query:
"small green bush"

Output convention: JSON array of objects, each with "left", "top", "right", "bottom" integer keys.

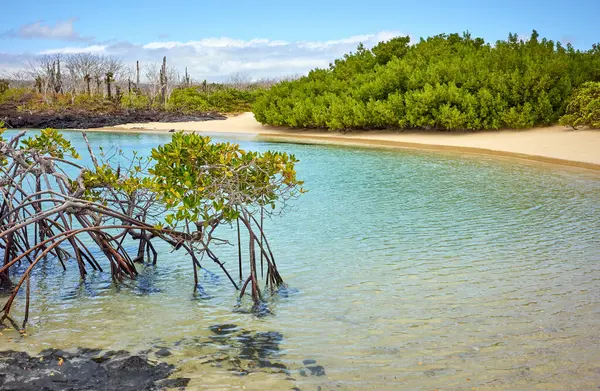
[
  {"left": 0, "top": 80, "right": 9, "bottom": 94},
  {"left": 559, "top": 82, "right": 600, "bottom": 129},
  {"left": 168, "top": 87, "right": 264, "bottom": 114},
  {"left": 0, "top": 87, "right": 32, "bottom": 104},
  {"left": 73, "top": 94, "right": 112, "bottom": 111},
  {"left": 120, "top": 93, "right": 151, "bottom": 110}
]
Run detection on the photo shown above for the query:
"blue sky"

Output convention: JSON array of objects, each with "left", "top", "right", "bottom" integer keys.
[{"left": 1, "top": 0, "right": 599, "bottom": 80}]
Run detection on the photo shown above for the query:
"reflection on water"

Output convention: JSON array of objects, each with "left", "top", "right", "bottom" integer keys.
[{"left": 2, "top": 130, "right": 600, "bottom": 390}]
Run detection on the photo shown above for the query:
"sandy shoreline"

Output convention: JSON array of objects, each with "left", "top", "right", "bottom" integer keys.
[{"left": 96, "top": 112, "right": 600, "bottom": 172}]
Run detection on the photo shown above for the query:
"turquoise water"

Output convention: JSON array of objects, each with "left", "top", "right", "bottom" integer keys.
[{"left": 2, "top": 130, "right": 600, "bottom": 390}]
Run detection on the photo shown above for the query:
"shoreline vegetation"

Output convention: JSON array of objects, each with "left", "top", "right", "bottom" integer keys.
[
  {"left": 1, "top": 30, "right": 599, "bottom": 169},
  {"left": 0, "top": 55, "right": 271, "bottom": 129},
  {"left": 0, "top": 125, "right": 304, "bottom": 327},
  {"left": 2, "top": 31, "right": 599, "bottom": 133},
  {"left": 102, "top": 112, "right": 600, "bottom": 172},
  {"left": 253, "top": 31, "right": 600, "bottom": 131}
]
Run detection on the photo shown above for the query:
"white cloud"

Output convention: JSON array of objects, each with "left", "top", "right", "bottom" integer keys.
[
  {"left": 2, "top": 19, "right": 91, "bottom": 42},
  {"left": 3, "top": 30, "right": 407, "bottom": 81},
  {"left": 298, "top": 34, "right": 374, "bottom": 49},
  {"left": 142, "top": 37, "right": 291, "bottom": 50},
  {"left": 298, "top": 31, "right": 403, "bottom": 50},
  {"left": 40, "top": 45, "right": 107, "bottom": 55}
]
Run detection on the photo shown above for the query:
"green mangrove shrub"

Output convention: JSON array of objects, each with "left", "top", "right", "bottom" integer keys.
[
  {"left": 559, "top": 82, "right": 600, "bottom": 129},
  {"left": 0, "top": 130, "right": 304, "bottom": 327},
  {"left": 168, "top": 87, "right": 264, "bottom": 113},
  {"left": 253, "top": 31, "right": 600, "bottom": 131}
]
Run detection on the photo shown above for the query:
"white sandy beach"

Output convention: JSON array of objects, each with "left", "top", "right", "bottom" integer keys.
[{"left": 104, "top": 112, "right": 600, "bottom": 171}]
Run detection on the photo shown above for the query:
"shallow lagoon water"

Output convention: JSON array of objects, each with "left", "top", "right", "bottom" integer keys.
[{"left": 2, "top": 130, "right": 600, "bottom": 390}]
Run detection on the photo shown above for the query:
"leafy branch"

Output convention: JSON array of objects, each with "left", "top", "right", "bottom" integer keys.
[{"left": 0, "top": 128, "right": 304, "bottom": 328}]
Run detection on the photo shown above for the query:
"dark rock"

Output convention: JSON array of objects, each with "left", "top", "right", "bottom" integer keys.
[
  {"left": 91, "top": 355, "right": 110, "bottom": 363},
  {"left": 77, "top": 347, "right": 102, "bottom": 356},
  {"left": 111, "top": 355, "right": 154, "bottom": 372},
  {"left": 306, "top": 365, "right": 326, "bottom": 376},
  {"left": 102, "top": 350, "right": 130, "bottom": 359},
  {"left": 258, "top": 359, "right": 273, "bottom": 368},
  {"left": 0, "top": 347, "right": 189, "bottom": 390},
  {"left": 239, "top": 347, "right": 256, "bottom": 359},
  {"left": 209, "top": 324, "right": 238, "bottom": 335},
  {"left": 157, "top": 377, "right": 191, "bottom": 388},
  {"left": 1, "top": 107, "right": 226, "bottom": 130},
  {"left": 271, "top": 362, "right": 287, "bottom": 369},
  {"left": 39, "top": 348, "right": 69, "bottom": 359},
  {"left": 162, "top": 326, "right": 289, "bottom": 381},
  {"left": 155, "top": 348, "right": 172, "bottom": 357},
  {"left": 302, "top": 359, "right": 317, "bottom": 365}
]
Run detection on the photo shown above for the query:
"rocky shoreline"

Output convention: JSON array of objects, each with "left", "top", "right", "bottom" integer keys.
[
  {"left": 0, "top": 108, "right": 226, "bottom": 130},
  {"left": 0, "top": 348, "right": 190, "bottom": 391},
  {"left": 0, "top": 323, "right": 327, "bottom": 390}
]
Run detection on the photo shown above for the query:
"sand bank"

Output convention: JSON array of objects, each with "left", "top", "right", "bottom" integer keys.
[{"left": 101, "top": 112, "right": 600, "bottom": 171}]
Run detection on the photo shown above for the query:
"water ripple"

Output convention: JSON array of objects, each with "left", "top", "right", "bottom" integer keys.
[{"left": 2, "top": 132, "right": 600, "bottom": 390}]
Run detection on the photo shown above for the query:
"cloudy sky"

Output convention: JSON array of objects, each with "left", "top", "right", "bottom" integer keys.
[{"left": 1, "top": 0, "right": 598, "bottom": 81}]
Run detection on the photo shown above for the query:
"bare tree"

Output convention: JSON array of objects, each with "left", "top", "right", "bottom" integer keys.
[
  {"left": 144, "top": 62, "right": 161, "bottom": 104},
  {"left": 116, "top": 65, "right": 135, "bottom": 95},
  {"left": 145, "top": 60, "right": 180, "bottom": 106},
  {"left": 25, "top": 55, "right": 62, "bottom": 103},
  {"left": 64, "top": 53, "right": 103, "bottom": 95},
  {"left": 0, "top": 70, "right": 31, "bottom": 88},
  {"left": 226, "top": 72, "right": 253, "bottom": 89},
  {"left": 84, "top": 56, "right": 124, "bottom": 96}
]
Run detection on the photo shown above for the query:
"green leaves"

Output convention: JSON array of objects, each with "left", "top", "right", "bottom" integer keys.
[
  {"left": 253, "top": 30, "right": 600, "bottom": 131},
  {"left": 149, "top": 132, "right": 303, "bottom": 228},
  {"left": 559, "top": 82, "right": 600, "bottom": 129},
  {"left": 9, "top": 129, "right": 304, "bottom": 232},
  {"left": 167, "top": 87, "right": 263, "bottom": 114},
  {"left": 21, "top": 128, "right": 81, "bottom": 159},
  {"left": 120, "top": 92, "right": 151, "bottom": 110}
]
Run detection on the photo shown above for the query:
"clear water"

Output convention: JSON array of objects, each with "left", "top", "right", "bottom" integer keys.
[{"left": 2, "top": 130, "right": 600, "bottom": 390}]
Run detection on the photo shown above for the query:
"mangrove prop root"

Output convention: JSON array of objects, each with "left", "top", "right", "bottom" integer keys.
[{"left": 0, "top": 130, "right": 289, "bottom": 328}]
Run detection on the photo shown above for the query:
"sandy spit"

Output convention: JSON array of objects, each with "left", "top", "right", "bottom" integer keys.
[{"left": 94, "top": 112, "right": 600, "bottom": 172}]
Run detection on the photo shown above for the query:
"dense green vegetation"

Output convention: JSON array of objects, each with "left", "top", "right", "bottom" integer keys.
[
  {"left": 559, "top": 82, "right": 600, "bottom": 129},
  {"left": 253, "top": 31, "right": 600, "bottom": 131},
  {"left": 167, "top": 86, "right": 265, "bottom": 113}
]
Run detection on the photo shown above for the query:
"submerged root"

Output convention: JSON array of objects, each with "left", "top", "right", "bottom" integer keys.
[{"left": 0, "top": 129, "right": 294, "bottom": 328}]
